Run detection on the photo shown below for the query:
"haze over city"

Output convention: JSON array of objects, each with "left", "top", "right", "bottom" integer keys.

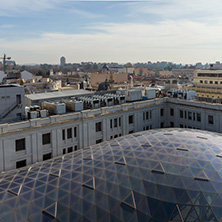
[{"left": 1, "top": 0, "right": 222, "bottom": 64}]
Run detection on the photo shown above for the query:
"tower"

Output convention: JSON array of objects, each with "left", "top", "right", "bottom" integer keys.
[{"left": 60, "top": 56, "right": 66, "bottom": 66}]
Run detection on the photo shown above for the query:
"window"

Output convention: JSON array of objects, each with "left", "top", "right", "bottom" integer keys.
[
  {"left": 43, "top": 153, "right": 51, "bottom": 161},
  {"left": 208, "top": 115, "right": 213, "bottom": 125},
  {"left": 16, "top": 160, "right": 26, "bottom": 169},
  {"left": 63, "top": 148, "right": 66, "bottom": 154},
  {"left": 75, "top": 145, "right": 78, "bottom": 151},
  {"left": 210, "top": 81, "right": 213, "bottom": 84},
  {"left": 62, "top": 129, "right": 65, "bottom": 140},
  {"left": 215, "top": 81, "right": 218, "bottom": 84},
  {"left": 114, "top": 118, "right": 117, "bottom": 127},
  {"left": 170, "top": 122, "right": 174, "bottom": 127},
  {"left": 17, "top": 113, "right": 22, "bottom": 119},
  {"left": 67, "top": 128, "right": 72, "bottom": 139},
  {"left": 16, "top": 94, "right": 21, "bottom": 104},
  {"left": 180, "top": 124, "right": 183, "bottom": 128},
  {"left": 15, "top": 138, "right": 25, "bottom": 151},
  {"left": 68, "top": 147, "right": 73, "bottom": 153},
  {"left": 161, "top": 122, "right": 164, "bottom": 128},
  {"left": 119, "top": 118, "right": 121, "bottom": 127},
  {"left": 160, "top": 109, "right": 164, "bottom": 116},
  {"left": 119, "top": 134, "right": 122, "bottom": 137},
  {"left": 146, "top": 112, "right": 149, "bottom": 120},
  {"left": 129, "top": 130, "right": 134, "bottom": 134},
  {"left": 114, "top": 134, "right": 118, "bottom": 138},
  {"left": 110, "top": 119, "right": 113, "bottom": 128},
  {"left": 96, "top": 122, "right": 102, "bottom": 132},
  {"left": 204, "top": 80, "right": 208, "bottom": 84},
  {"left": 200, "top": 80, "right": 203, "bottom": 83},
  {"left": 184, "top": 111, "right": 187, "bottom": 119},
  {"left": 129, "top": 115, "right": 134, "bottom": 124},
  {"left": 170, "top": 108, "right": 174, "bottom": 116},
  {"left": 180, "top": 110, "right": 183, "bottom": 118},
  {"left": 74, "top": 127, "right": 77, "bottom": 137},
  {"left": 188, "top": 112, "right": 192, "bottom": 120},
  {"left": 150, "top": 125, "right": 152, "bottom": 129},
  {"left": 96, "top": 139, "right": 103, "bottom": 144},
  {"left": 197, "top": 113, "right": 201, "bottom": 122},
  {"left": 42, "top": 133, "right": 51, "bottom": 145}
]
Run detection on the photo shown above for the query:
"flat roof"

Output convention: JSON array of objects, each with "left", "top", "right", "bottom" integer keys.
[
  {"left": 0, "top": 84, "right": 21, "bottom": 88},
  {"left": 197, "top": 70, "right": 222, "bottom": 73},
  {"left": 25, "top": 89, "right": 94, "bottom": 101}
]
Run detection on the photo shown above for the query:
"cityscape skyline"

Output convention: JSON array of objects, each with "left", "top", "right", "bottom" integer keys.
[{"left": 1, "top": 0, "right": 222, "bottom": 64}]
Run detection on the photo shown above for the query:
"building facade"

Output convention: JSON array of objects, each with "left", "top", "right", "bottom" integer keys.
[
  {"left": 0, "top": 85, "right": 25, "bottom": 123},
  {"left": 90, "top": 72, "right": 128, "bottom": 86},
  {"left": 1, "top": 97, "right": 222, "bottom": 171},
  {"left": 186, "top": 69, "right": 222, "bottom": 102},
  {"left": 60, "top": 56, "right": 66, "bottom": 66}
]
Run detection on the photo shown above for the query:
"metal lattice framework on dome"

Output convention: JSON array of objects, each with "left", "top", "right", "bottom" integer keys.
[{"left": 0, "top": 128, "right": 222, "bottom": 221}]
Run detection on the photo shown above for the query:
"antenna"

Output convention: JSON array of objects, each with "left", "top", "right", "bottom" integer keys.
[{"left": 0, "top": 54, "right": 11, "bottom": 73}]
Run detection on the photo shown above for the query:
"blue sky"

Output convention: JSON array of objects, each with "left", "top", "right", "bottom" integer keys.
[{"left": 0, "top": 0, "right": 222, "bottom": 64}]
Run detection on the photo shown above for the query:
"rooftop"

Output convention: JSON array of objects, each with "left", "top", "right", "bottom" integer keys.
[
  {"left": 25, "top": 89, "right": 94, "bottom": 101},
  {"left": 0, "top": 84, "right": 21, "bottom": 88}
]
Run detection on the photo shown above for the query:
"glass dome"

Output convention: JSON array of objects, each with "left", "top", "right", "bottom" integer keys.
[{"left": 0, "top": 128, "right": 222, "bottom": 221}]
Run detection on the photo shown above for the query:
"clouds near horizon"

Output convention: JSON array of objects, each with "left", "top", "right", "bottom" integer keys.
[{"left": 0, "top": 0, "right": 222, "bottom": 64}]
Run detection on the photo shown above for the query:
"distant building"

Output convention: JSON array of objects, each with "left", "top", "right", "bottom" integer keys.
[
  {"left": 24, "top": 79, "right": 62, "bottom": 94},
  {"left": 1, "top": 70, "right": 34, "bottom": 84},
  {"left": 164, "top": 79, "right": 179, "bottom": 89},
  {"left": 97, "top": 79, "right": 110, "bottom": 91},
  {"left": 133, "top": 67, "right": 149, "bottom": 76},
  {"left": 186, "top": 68, "right": 222, "bottom": 102},
  {"left": 2, "top": 71, "right": 21, "bottom": 84},
  {"left": 60, "top": 56, "right": 66, "bottom": 66},
  {"left": 172, "top": 68, "right": 194, "bottom": 77},
  {"left": 5, "top": 60, "right": 16, "bottom": 66},
  {"left": 90, "top": 72, "right": 128, "bottom": 86},
  {"left": 21, "top": 70, "right": 34, "bottom": 81},
  {"left": 208, "top": 63, "right": 222, "bottom": 70},
  {"left": 159, "top": 70, "right": 173, "bottom": 77},
  {"left": 109, "top": 66, "right": 133, "bottom": 74},
  {"left": 101, "top": 64, "right": 109, "bottom": 72}
]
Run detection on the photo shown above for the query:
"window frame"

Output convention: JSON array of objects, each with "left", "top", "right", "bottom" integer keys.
[
  {"left": 96, "top": 122, "right": 102, "bottom": 132},
  {"left": 15, "top": 138, "right": 26, "bottom": 152},
  {"left": 67, "top": 128, "right": 72, "bottom": 139},
  {"left": 42, "top": 133, "right": 51, "bottom": 145}
]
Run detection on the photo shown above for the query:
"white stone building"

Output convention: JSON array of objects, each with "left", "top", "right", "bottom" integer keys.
[
  {"left": 0, "top": 85, "right": 25, "bottom": 123},
  {"left": 0, "top": 98, "right": 163, "bottom": 171},
  {"left": 1, "top": 95, "right": 222, "bottom": 171}
]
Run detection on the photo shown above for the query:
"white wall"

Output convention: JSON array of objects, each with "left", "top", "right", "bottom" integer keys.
[
  {"left": 1, "top": 97, "right": 222, "bottom": 171},
  {"left": 0, "top": 85, "right": 25, "bottom": 123}
]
